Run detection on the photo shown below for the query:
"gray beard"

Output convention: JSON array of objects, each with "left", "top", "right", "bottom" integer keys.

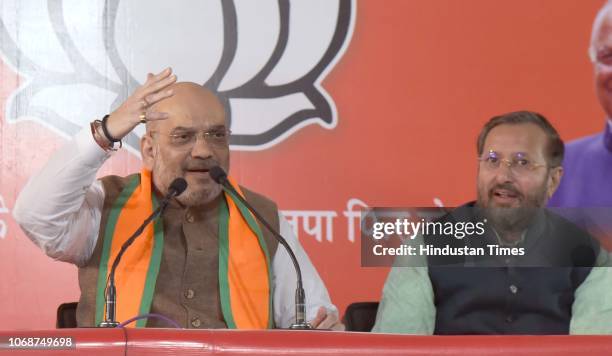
[
  {"left": 175, "top": 184, "right": 223, "bottom": 207},
  {"left": 477, "top": 182, "right": 548, "bottom": 235},
  {"left": 152, "top": 161, "right": 223, "bottom": 207},
  {"left": 484, "top": 206, "right": 536, "bottom": 234}
]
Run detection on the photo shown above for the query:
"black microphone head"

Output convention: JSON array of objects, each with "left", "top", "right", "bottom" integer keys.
[
  {"left": 209, "top": 166, "right": 228, "bottom": 184},
  {"left": 168, "top": 178, "right": 188, "bottom": 196}
]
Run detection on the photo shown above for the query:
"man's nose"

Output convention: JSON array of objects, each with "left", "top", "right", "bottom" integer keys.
[
  {"left": 190, "top": 136, "right": 214, "bottom": 159},
  {"left": 494, "top": 161, "right": 515, "bottom": 183}
]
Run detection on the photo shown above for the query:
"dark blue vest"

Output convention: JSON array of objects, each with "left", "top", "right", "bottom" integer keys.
[{"left": 425, "top": 203, "right": 598, "bottom": 335}]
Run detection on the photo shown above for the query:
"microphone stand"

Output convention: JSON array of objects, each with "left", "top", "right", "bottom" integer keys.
[
  {"left": 211, "top": 168, "right": 312, "bottom": 329},
  {"left": 99, "top": 179, "right": 186, "bottom": 327}
]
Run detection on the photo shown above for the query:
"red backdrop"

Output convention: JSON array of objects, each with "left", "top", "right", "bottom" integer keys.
[{"left": 0, "top": 0, "right": 607, "bottom": 329}]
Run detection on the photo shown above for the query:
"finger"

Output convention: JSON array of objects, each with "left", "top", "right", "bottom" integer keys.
[
  {"left": 142, "top": 73, "right": 177, "bottom": 97},
  {"left": 136, "top": 68, "right": 172, "bottom": 96},
  {"left": 331, "top": 322, "right": 346, "bottom": 331},
  {"left": 130, "top": 99, "right": 149, "bottom": 112},
  {"left": 144, "top": 72, "right": 154, "bottom": 85},
  {"left": 144, "top": 89, "right": 174, "bottom": 106},
  {"left": 150, "top": 67, "right": 172, "bottom": 82},
  {"left": 308, "top": 307, "right": 326, "bottom": 328},
  {"left": 316, "top": 313, "right": 339, "bottom": 330},
  {"left": 144, "top": 112, "right": 169, "bottom": 121}
]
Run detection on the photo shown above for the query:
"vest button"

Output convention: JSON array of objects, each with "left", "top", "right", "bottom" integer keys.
[
  {"left": 185, "top": 289, "right": 195, "bottom": 299},
  {"left": 191, "top": 317, "right": 201, "bottom": 328},
  {"left": 185, "top": 212, "right": 195, "bottom": 223},
  {"left": 505, "top": 315, "right": 515, "bottom": 323},
  {"left": 509, "top": 284, "right": 518, "bottom": 294}
]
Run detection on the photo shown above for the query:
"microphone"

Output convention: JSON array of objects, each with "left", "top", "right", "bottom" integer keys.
[
  {"left": 99, "top": 177, "right": 187, "bottom": 327},
  {"left": 209, "top": 166, "right": 312, "bottom": 330}
]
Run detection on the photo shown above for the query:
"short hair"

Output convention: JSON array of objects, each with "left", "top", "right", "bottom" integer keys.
[{"left": 476, "top": 111, "right": 564, "bottom": 167}]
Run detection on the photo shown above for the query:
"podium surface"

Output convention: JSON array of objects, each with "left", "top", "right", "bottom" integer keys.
[{"left": 1, "top": 329, "right": 611, "bottom": 355}]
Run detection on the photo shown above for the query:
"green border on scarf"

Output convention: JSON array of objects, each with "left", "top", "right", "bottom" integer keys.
[
  {"left": 218, "top": 185, "right": 274, "bottom": 329},
  {"left": 218, "top": 197, "right": 237, "bottom": 328},
  {"left": 94, "top": 174, "right": 164, "bottom": 327},
  {"left": 135, "top": 195, "right": 163, "bottom": 327},
  {"left": 95, "top": 175, "right": 139, "bottom": 325}
]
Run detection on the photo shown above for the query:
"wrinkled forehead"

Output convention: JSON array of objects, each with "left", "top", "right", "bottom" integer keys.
[
  {"left": 150, "top": 84, "right": 227, "bottom": 132},
  {"left": 482, "top": 123, "right": 548, "bottom": 158}
]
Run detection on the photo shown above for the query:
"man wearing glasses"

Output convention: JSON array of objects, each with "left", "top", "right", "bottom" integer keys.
[
  {"left": 13, "top": 70, "right": 341, "bottom": 330},
  {"left": 373, "top": 111, "right": 612, "bottom": 335}
]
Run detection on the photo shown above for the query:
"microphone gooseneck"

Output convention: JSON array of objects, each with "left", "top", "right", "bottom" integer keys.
[
  {"left": 99, "top": 177, "right": 187, "bottom": 327},
  {"left": 209, "top": 166, "right": 312, "bottom": 329}
]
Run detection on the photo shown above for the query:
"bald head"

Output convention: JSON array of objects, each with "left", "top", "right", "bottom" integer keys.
[
  {"left": 590, "top": 1, "right": 612, "bottom": 61},
  {"left": 591, "top": 1, "right": 612, "bottom": 120},
  {"left": 146, "top": 82, "right": 226, "bottom": 132}
]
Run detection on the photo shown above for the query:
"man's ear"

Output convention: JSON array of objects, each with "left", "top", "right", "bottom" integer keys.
[
  {"left": 141, "top": 134, "right": 155, "bottom": 170},
  {"left": 547, "top": 166, "right": 564, "bottom": 199}
]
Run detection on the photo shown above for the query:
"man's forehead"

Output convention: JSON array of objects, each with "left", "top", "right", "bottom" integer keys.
[
  {"left": 151, "top": 83, "right": 226, "bottom": 130},
  {"left": 593, "top": 5, "right": 612, "bottom": 45},
  {"left": 483, "top": 123, "right": 548, "bottom": 156},
  {"left": 150, "top": 109, "right": 226, "bottom": 133},
  {"left": 163, "top": 108, "right": 226, "bottom": 126}
]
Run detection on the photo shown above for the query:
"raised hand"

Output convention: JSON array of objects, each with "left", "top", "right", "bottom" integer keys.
[{"left": 105, "top": 68, "right": 177, "bottom": 140}]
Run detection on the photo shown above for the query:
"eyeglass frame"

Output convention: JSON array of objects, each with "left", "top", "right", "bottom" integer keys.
[
  {"left": 149, "top": 126, "right": 232, "bottom": 148},
  {"left": 477, "top": 150, "right": 549, "bottom": 174}
]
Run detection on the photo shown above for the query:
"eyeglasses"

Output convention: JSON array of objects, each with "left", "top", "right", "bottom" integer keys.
[
  {"left": 478, "top": 150, "right": 547, "bottom": 174},
  {"left": 151, "top": 128, "right": 231, "bottom": 148}
]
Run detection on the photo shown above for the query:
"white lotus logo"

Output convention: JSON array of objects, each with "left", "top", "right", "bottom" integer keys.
[{"left": 0, "top": 0, "right": 355, "bottom": 151}]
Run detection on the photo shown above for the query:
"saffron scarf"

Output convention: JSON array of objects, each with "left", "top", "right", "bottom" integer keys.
[{"left": 94, "top": 170, "right": 272, "bottom": 328}]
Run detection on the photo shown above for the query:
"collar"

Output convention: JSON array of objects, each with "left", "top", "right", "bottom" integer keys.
[{"left": 491, "top": 228, "right": 527, "bottom": 247}]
